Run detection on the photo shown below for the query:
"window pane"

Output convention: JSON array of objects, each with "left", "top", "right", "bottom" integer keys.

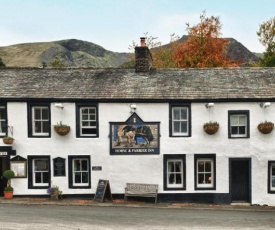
[
  {"left": 205, "top": 174, "right": 212, "bottom": 183},
  {"left": 35, "top": 160, "right": 48, "bottom": 170},
  {"left": 173, "top": 109, "right": 180, "bottom": 120},
  {"left": 239, "top": 126, "right": 246, "bottom": 134},
  {"left": 198, "top": 161, "right": 204, "bottom": 172},
  {"left": 0, "top": 122, "right": 5, "bottom": 133},
  {"left": 230, "top": 116, "right": 238, "bottom": 125},
  {"left": 82, "top": 128, "right": 97, "bottom": 135},
  {"left": 43, "top": 172, "right": 49, "bottom": 183},
  {"left": 231, "top": 126, "right": 238, "bottom": 134},
  {"left": 74, "top": 160, "right": 81, "bottom": 171},
  {"left": 175, "top": 173, "right": 182, "bottom": 184},
  {"left": 89, "top": 108, "right": 96, "bottom": 114},
  {"left": 0, "top": 108, "right": 5, "bottom": 119},
  {"left": 82, "top": 115, "right": 88, "bottom": 120},
  {"left": 168, "top": 162, "right": 174, "bottom": 172},
  {"left": 35, "top": 173, "right": 42, "bottom": 183},
  {"left": 82, "top": 108, "right": 88, "bottom": 114},
  {"left": 175, "top": 162, "right": 181, "bottom": 172},
  {"left": 89, "top": 114, "right": 96, "bottom": 120},
  {"left": 42, "top": 108, "right": 48, "bottom": 119},
  {"left": 82, "top": 160, "right": 88, "bottom": 171},
  {"left": 89, "top": 122, "right": 97, "bottom": 127},
  {"left": 198, "top": 174, "right": 204, "bottom": 184},
  {"left": 34, "top": 109, "right": 41, "bottom": 119},
  {"left": 181, "top": 121, "right": 187, "bottom": 133},
  {"left": 75, "top": 172, "right": 81, "bottom": 183},
  {"left": 272, "top": 177, "right": 275, "bottom": 187},
  {"left": 168, "top": 173, "right": 174, "bottom": 184},
  {"left": 35, "top": 121, "right": 41, "bottom": 133},
  {"left": 82, "top": 121, "right": 89, "bottom": 127},
  {"left": 205, "top": 161, "right": 212, "bottom": 172},
  {"left": 174, "top": 121, "right": 180, "bottom": 132},
  {"left": 42, "top": 121, "right": 49, "bottom": 133},
  {"left": 272, "top": 167, "right": 275, "bottom": 176},
  {"left": 180, "top": 108, "right": 187, "bottom": 120},
  {"left": 239, "top": 116, "right": 246, "bottom": 125},
  {"left": 82, "top": 172, "right": 89, "bottom": 183}
]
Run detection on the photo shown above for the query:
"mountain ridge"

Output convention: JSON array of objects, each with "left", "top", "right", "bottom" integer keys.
[
  {"left": 0, "top": 37, "right": 259, "bottom": 67},
  {"left": 0, "top": 39, "right": 131, "bottom": 68}
]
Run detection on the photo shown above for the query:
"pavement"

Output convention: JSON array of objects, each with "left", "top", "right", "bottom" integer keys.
[{"left": 1, "top": 197, "right": 275, "bottom": 212}]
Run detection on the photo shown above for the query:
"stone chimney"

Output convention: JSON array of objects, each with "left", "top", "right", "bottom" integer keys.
[{"left": 135, "top": 37, "right": 153, "bottom": 73}]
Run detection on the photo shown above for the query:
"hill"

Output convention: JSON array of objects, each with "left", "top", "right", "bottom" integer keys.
[
  {"left": 0, "top": 39, "right": 131, "bottom": 68},
  {"left": 161, "top": 35, "right": 259, "bottom": 65},
  {"left": 0, "top": 37, "right": 259, "bottom": 68}
]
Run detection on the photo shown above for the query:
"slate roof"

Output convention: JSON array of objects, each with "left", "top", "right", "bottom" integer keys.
[{"left": 0, "top": 67, "right": 275, "bottom": 102}]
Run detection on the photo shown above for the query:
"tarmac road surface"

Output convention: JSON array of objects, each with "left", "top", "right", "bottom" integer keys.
[{"left": 0, "top": 203, "right": 275, "bottom": 230}]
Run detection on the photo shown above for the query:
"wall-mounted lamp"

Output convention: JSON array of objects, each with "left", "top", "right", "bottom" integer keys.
[
  {"left": 260, "top": 102, "right": 271, "bottom": 108},
  {"left": 205, "top": 103, "right": 215, "bottom": 109},
  {"left": 130, "top": 104, "right": 137, "bottom": 114},
  {"left": 55, "top": 103, "right": 64, "bottom": 109}
]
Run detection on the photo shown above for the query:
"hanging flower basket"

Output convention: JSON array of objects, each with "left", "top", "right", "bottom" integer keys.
[
  {"left": 257, "top": 121, "right": 274, "bottom": 134},
  {"left": 53, "top": 122, "right": 70, "bottom": 136},
  {"left": 2, "top": 136, "right": 14, "bottom": 144},
  {"left": 203, "top": 122, "right": 219, "bottom": 135}
]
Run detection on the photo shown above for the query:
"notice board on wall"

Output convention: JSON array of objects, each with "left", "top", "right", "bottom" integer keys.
[{"left": 94, "top": 179, "right": 113, "bottom": 202}]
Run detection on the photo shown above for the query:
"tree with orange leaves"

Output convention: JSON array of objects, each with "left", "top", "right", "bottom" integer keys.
[{"left": 174, "top": 11, "right": 240, "bottom": 68}]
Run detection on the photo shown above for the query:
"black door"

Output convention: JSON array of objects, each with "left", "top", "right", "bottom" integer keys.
[{"left": 230, "top": 159, "right": 250, "bottom": 202}]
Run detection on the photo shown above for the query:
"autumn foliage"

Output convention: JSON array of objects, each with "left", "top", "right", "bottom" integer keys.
[
  {"left": 130, "top": 12, "right": 241, "bottom": 68},
  {"left": 174, "top": 12, "right": 240, "bottom": 68},
  {"left": 150, "top": 34, "right": 180, "bottom": 68}
]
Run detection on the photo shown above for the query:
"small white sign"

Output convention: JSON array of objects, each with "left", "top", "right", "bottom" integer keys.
[{"left": 0, "top": 152, "right": 8, "bottom": 156}]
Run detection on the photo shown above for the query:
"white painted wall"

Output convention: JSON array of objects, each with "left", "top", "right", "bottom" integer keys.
[{"left": 2, "top": 101, "right": 275, "bottom": 205}]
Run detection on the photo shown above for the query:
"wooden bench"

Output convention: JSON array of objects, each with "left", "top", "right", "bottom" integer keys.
[{"left": 124, "top": 183, "right": 158, "bottom": 204}]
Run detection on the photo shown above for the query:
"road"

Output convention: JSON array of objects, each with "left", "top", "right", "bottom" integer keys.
[{"left": 0, "top": 204, "right": 275, "bottom": 229}]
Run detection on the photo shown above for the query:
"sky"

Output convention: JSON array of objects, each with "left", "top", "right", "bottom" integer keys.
[{"left": 0, "top": 0, "right": 274, "bottom": 53}]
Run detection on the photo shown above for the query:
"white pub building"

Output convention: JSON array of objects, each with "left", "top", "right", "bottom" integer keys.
[{"left": 1, "top": 40, "right": 275, "bottom": 206}]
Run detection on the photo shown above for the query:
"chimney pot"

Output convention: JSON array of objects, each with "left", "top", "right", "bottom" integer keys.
[{"left": 140, "top": 37, "right": 146, "bottom": 47}]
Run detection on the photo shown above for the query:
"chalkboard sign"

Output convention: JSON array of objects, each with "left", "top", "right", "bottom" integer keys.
[
  {"left": 53, "top": 157, "right": 66, "bottom": 177},
  {"left": 94, "top": 179, "right": 112, "bottom": 202}
]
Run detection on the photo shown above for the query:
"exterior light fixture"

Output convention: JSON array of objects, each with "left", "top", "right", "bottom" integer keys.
[
  {"left": 205, "top": 103, "right": 214, "bottom": 109},
  {"left": 55, "top": 103, "right": 64, "bottom": 109},
  {"left": 130, "top": 104, "right": 137, "bottom": 114},
  {"left": 260, "top": 102, "right": 271, "bottom": 108}
]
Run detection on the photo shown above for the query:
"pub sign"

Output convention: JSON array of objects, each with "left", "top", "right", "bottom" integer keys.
[{"left": 110, "top": 113, "right": 160, "bottom": 155}]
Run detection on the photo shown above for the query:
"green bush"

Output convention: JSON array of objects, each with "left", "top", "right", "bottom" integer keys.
[
  {"left": 4, "top": 186, "right": 13, "bottom": 191},
  {"left": 3, "top": 170, "right": 15, "bottom": 180}
]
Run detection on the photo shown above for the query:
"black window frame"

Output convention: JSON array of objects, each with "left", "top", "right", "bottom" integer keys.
[
  {"left": 228, "top": 110, "right": 250, "bottom": 139},
  {"left": 268, "top": 161, "right": 275, "bottom": 194},
  {"left": 163, "top": 154, "right": 186, "bottom": 191},
  {"left": 76, "top": 103, "right": 99, "bottom": 138},
  {"left": 27, "top": 103, "right": 51, "bottom": 138},
  {"left": 194, "top": 154, "right": 216, "bottom": 190},
  {"left": 68, "top": 155, "right": 91, "bottom": 189},
  {"left": 28, "top": 155, "right": 51, "bottom": 189},
  {"left": 0, "top": 102, "right": 7, "bottom": 137},
  {"left": 169, "top": 103, "right": 191, "bottom": 137}
]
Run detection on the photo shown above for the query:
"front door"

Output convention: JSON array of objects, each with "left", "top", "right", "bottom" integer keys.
[
  {"left": 230, "top": 158, "right": 251, "bottom": 203},
  {"left": 0, "top": 157, "right": 8, "bottom": 196}
]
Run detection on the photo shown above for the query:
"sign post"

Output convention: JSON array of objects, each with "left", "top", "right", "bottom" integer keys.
[{"left": 94, "top": 179, "right": 113, "bottom": 202}]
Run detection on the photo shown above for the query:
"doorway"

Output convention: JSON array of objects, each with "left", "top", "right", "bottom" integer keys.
[
  {"left": 230, "top": 158, "right": 251, "bottom": 203},
  {"left": 0, "top": 157, "right": 8, "bottom": 196}
]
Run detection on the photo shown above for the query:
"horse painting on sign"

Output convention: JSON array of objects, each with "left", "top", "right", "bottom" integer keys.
[
  {"left": 135, "top": 125, "right": 154, "bottom": 147},
  {"left": 110, "top": 123, "right": 159, "bottom": 155},
  {"left": 110, "top": 112, "right": 160, "bottom": 155}
]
